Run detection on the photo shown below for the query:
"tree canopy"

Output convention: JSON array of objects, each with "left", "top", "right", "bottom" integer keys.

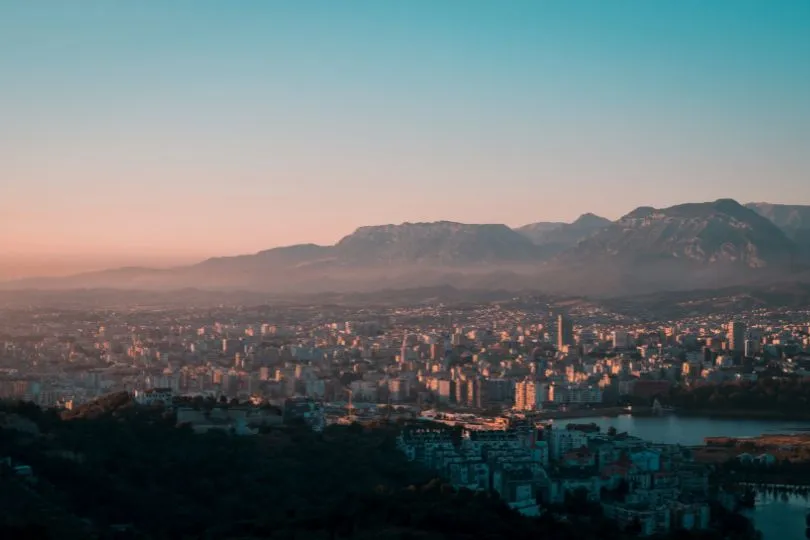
[{"left": 0, "top": 397, "right": 759, "bottom": 539}]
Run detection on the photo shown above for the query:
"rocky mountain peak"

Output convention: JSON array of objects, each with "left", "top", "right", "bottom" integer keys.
[{"left": 577, "top": 199, "right": 795, "bottom": 268}]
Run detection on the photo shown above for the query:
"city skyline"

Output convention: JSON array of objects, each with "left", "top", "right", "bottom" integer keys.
[{"left": 3, "top": 1, "right": 809, "bottom": 274}]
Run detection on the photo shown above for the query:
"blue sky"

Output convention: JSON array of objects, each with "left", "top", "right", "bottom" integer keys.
[{"left": 1, "top": 0, "right": 809, "bottom": 264}]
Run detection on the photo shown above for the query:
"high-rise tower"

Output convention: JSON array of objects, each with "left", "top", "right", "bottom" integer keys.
[
  {"left": 728, "top": 321, "right": 746, "bottom": 352},
  {"left": 557, "top": 314, "right": 574, "bottom": 350},
  {"left": 399, "top": 334, "right": 409, "bottom": 363}
]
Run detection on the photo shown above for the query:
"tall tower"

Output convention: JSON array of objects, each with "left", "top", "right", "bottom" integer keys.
[
  {"left": 728, "top": 321, "right": 746, "bottom": 353},
  {"left": 515, "top": 380, "right": 534, "bottom": 410},
  {"left": 557, "top": 314, "right": 574, "bottom": 350},
  {"left": 400, "top": 334, "right": 409, "bottom": 364}
]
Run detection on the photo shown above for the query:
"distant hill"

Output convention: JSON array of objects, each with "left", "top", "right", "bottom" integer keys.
[
  {"left": 746, "top": 202, "right": 810, "bottom": 256},
  {"left": 518, "top": 213, "right": 612, "bottom": 254},
  {"left": 599, "top": 281, "right": 810, "bottom": 319},
  {"left": 530, "top": 199, "right": 803, "bottom": 295},
  {"left": 569, "top": 199, "right": 796, "bottom": 268},
  {"left": 334, "top": 221, "right": 539, "bottom": 265},
  {"left": 3, "top": 199, "right": 809, "bottom": 297},
  {"left": 514, "top": 221, "right": 565, "bottom": 242},
  {"left": 746, "top": 202, "right": 810, "bottom": 232}
]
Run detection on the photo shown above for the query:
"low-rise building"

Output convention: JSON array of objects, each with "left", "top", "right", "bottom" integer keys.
[{"left": 133, "top": 387, "right": 173, "bottom": 406}]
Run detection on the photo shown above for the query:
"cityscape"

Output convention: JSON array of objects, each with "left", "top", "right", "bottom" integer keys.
[
  {"left": 3, "top": 1, "right": 809, "bottom": 539},
  {"left": 4, "top": 300, "right": 808, "bottom": 413},
  {"left": 3, "top": 291, "right": 810, "bottom": 537}
]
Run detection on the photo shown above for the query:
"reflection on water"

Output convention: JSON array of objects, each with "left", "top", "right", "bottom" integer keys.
[
  {"left": 559, "top": 414, "right": 810, "bottom": 446},
  {"left": 564, "top": 414, "right": 810, "bottom": 539},
  {"left": 747, "top": 493, "right": 808, "bottom": 540}
]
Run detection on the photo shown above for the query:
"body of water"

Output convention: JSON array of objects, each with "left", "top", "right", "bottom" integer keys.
[
  {"left": 559, "top": 414, "right": 810, "bottom": 446},
  {"left": 746, "top": 493, "right": 809, "bottom": 540},
  {"left": 564, "top": 414, "right": 810, "bottom": 539}
]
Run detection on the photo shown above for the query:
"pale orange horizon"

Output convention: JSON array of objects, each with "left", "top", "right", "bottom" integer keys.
[{"left": 3, "top": 2, "right": 809, "bottom": 280}]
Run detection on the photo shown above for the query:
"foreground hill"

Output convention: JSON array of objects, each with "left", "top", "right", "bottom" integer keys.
[{"left": 0, "top": 398, "right": 757, "bottom": 539}]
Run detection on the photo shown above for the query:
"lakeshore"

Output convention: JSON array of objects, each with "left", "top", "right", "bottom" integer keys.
[
  {"left": 555, "top": 414, "right": 810, "bottom": 446},
  {"left": 539, "top": 407, "right": 810, "bottom": 423},
  {"left": 563, "top": 414, "right": 810, "bottom": 539},
  {"left": 676, "top": 409, "right": 810, "bottom": 422},
  {"left": 694, "top": 432, "right": 810, "bottom": 465},
  {"left": 535, "top": 406, "right": 634, "bottom": 420}
]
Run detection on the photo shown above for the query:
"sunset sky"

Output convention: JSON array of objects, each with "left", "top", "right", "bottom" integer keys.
[{"left": 2, "top": 1, "right": 809, "bottom": 277}]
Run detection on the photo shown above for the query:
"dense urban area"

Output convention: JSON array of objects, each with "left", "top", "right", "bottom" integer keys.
[
  {"left": 3, "top": 293, "right": 810, "bottom": 538},
  {"left": 4, "top": 0, "right": 808, "bottom": 537}
]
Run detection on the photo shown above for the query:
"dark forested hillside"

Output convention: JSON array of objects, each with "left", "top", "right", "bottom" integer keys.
[
  {"left": 0, "top": 397, "right": 757, "bottom": 539},
  {"left": 669, "top": 377, "right": 810, "bottom": 418}
]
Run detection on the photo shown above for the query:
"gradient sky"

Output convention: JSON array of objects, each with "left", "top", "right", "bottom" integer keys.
[{"left": 2, "top": 1, "right": 809, "bottom": 274}]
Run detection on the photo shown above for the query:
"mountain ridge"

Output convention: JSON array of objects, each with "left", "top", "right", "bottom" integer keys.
[
  {"left": 3, "top": 198, "right": 808, "bottom": 296},
  {"left": 567, "top": 199, "right": 796, "bottom": 268},
  {"left": 334, "top": 221, "right": 539, "bottom": 264},
  {"left": 516, "top": 213, "right": 611, "bottom": 247},
  {"left": 746, "top": 202, "right": 810, "bottom": 257}
]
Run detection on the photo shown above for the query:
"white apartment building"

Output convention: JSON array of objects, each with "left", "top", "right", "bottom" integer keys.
[
  {"left": 133, "top": 387, "right": 173, "bottom": 406},
  {"left": 548, "top": 384, "right": 602, "bottom": 405},
  {"left": 547, "top": 426, "right": 588, "bottom": 461}
]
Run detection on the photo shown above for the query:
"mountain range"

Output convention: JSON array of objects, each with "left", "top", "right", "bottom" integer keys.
[
  {"left": 516, "top": 213, "right": 612, "bottom": 255},
  {"left": 745, "top": 202, "right": 810, "bottom": 258},
  {"left": 5, "top": 199, "right": 810, "bottom": 297}
]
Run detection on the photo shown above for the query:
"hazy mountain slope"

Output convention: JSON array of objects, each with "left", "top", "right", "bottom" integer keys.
[
  {"left": 514, "top": 221, "right": 564, "bottom": 242},
  {"left": 0, "top": 222, "right": 543, "bottom": 291},
  {"left": 199, "top": 244, "right": 334, "bottom": 268},
  {"left": 333, "top": 221, "right": 540, "bottom": 264},
  {"left": 570, "top": 199, "right": 796, "bottom": 268},
  {"left": 517, "top": 214, "right": 610, "bottom": 249},
  {"left": 2, "top": 201, "right": 807, "bottom": 296},
  {"left": 746, "top": 203, "right": 810, "bottom": 257},
  {"left": 2, "top": 267, "right": 173, "bottom": 290},
  {"left": 746, "top": 203, "right": 810, "bottom": 233},
  {"left": 537, "top": 213, "right": 612, "bottom": 251}
]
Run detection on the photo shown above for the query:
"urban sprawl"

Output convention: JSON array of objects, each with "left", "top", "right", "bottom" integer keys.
[{"left": 3, "top": 299, "right": 810, "bottom": 535}]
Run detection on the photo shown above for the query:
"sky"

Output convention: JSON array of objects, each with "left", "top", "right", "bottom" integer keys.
[{"left": 1, "top": 0, "right": 809, "bottom": 276}]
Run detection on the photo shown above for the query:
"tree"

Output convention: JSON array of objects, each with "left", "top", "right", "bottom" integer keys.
[{"left": 0, "top": 397, "right": 760, "bottom": 540}]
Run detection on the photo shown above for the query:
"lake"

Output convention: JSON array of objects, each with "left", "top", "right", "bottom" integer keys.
[
  {"left": 564, "top": 414, "right": 810, "bottom": 539},
  {"left": 747, "top": 492, "right": 809, "bottom": 540},
  {"left": 558, "top": 414, "right": 810, "bottom": 446}
]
